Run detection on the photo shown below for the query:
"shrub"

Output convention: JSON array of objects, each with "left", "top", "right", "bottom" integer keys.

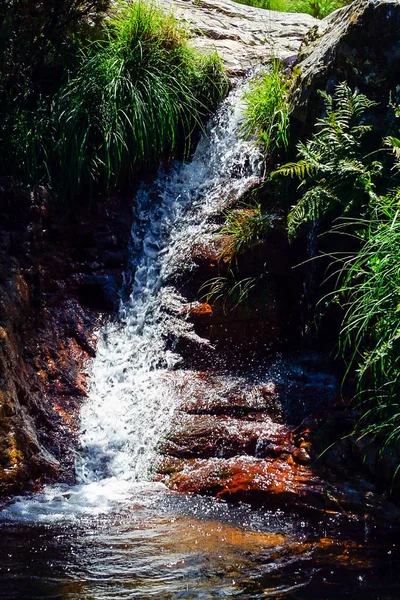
[
  {"left": 242, "top": 60, "right": 290, "bottom": 156},
  {"left": 1, "top": 1, "right": 227, "bottom": 206},
  {"left": 232, "top": 0, "right": 348, "bottom": 19},
  {"left": 333, "top": 190, "right": 400, "bottom": 455},
  {"left": 0, "top": 1, "right": 109, "bottom": 99}
]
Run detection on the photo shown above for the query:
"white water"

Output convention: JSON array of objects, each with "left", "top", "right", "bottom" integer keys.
[{"left": 2, "top": 83, "right": 265, "bottom": 522}]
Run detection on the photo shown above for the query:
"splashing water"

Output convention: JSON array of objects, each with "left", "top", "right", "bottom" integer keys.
[
  {"left": 76, "top": 83, "right": 264, "bottom": 485},
  {"left": 2, "top": 82, "right": 264, "bottom": 521}
]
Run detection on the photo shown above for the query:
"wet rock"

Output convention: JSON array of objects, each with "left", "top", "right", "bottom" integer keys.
[
  {"left": 186, "top": 302, "right": 214, "bottom": 322},
  {"left": 190, "top": 234, "right": 232, "bottom": 277},
  {"left": 0, "top": 186, "right": 132, "bottom": 496},
  {"left": 164, "top": 0, "right": 317, "bottom": 76},
  {"left": 292, "top": 0, "right": 400, "bottom": 124},
  {"left": 166, "top": 370, "right": 283, "bottom": 420},
  {"left": 158, "top": 455, "right": 330, "bottom": 510},
  {"left": 160, "top": 413, "right": 290, "bottom": 459},
  {"left": 293, "top": 446, "right": 312, "bottom": 465},
  {"left": 157, "top": 453, "right": 400, "bottom": 520}
]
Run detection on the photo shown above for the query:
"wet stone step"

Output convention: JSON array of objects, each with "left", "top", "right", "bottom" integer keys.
[{"left": 159, "top": 413, "right": 293, "bottom": 460}]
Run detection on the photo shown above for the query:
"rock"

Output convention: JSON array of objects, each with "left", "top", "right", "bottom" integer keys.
[
  {"left": 292, "top": 0, "right": 400, "bottom": 124},
  {"left": 169, "top": 370, "right": 282, "bottom": 419},
  {"left": 160, "top": 413, "right": 290, "bottom": 459},
  {"left": 164, "top": 0, "right": 317, "bottom": 76},
  {"left": 0, "top": 186, "right": 132, "bottom": 497},
  {"left": 157, "top": 455, "right": 333, "bottom": 511},
  {"left": 293, "top": 446, "right": 312, "bottom": 465}
]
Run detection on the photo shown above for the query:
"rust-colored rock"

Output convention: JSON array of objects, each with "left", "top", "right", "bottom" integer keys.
[{"left": 0, "top": 183, "right": 132, "bottom": 497}]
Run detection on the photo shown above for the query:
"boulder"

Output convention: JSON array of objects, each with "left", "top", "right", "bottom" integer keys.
[
  {"left": 292, "top": 0, "right": 400, "bottom": 123},
  {"left": 164, "top": 0, "right": 317, "bottom": 76}
]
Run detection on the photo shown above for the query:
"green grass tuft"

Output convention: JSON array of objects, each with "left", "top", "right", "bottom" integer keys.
[
  {"left": 242, "top": 60, "right": 290, "bottom": 156},
  {"left": 219, "top": 203, "right": 273, "bottom": 263},
  {"left": 232, "top": 0, "right": 349, "bottom": 19},
  {"left": 1, "top": 0, "right": 227, "bottom": 207},
  {"left": 333, "top": 190, "right": 400, "bottom": 456}
]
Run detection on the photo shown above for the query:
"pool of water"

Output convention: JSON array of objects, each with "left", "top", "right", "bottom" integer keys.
[{"left": 1, "top": 484, "right": 399, "bottom": 600}]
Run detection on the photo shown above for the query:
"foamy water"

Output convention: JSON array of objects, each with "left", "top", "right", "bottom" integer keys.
[{"left": 1, "top": 82, "right": 264, "bottom": 522}]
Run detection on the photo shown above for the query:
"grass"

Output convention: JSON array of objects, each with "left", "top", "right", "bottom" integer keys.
[
  {"left": 1, "top": 0, "right": 227, "bottom": 207},
  {"left": 219, "top": 203, "right": 273, "bottom": 262},
  {"left": 332, "top": 190, "right": 400, "bottom": 459},
  {"left": 242, "top": 60, "right": 290, "bottom": 156},
  {"left": 232, "top": 0, "right": 349, "bottom": 19},
  {"left": 200, "top": 202, "right": 273, "bottom": 311}
]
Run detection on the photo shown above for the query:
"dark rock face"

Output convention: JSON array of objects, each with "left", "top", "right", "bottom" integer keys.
[
  {"left": 292, "top": 0, "right": 400, "bottom": 124},
  {"left": 0, "top": 183, "right": 131, "bottom": 498}
]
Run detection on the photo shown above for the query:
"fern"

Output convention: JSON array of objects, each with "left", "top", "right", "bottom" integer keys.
[
  {"left": 273, "top": 83, "right": 379, "bottom": 237},
  {"left": 385, "top": 136, "right": 400, "bottom": 163}
]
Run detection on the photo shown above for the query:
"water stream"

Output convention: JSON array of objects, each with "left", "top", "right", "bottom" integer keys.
[{"left": 0, "top": 83, "right": 399, "bottom": 599}]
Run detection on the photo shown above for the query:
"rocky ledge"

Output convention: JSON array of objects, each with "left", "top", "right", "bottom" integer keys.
[
  {"left": 164, "top": 0, "right": 317, "bottom": 75},
  {"left": 154, "top": 369, "right": 400, "bottom": 522}
]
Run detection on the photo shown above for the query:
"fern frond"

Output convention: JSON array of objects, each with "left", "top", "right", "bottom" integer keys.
[
  {"left": 384, "top": 136, "right": 400, "bottom": 164},
  {"left": 280, "top": 83, "right": 379, "bottom": 236},
  {"left": 287, "top": 186, "right": 338, "bottom": 237},
  {"left": 272, "top": 160, "right": 316, "bottom": 179}
]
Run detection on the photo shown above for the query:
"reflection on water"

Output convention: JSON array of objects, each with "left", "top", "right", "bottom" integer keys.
[{"left": 0, "top": 487, "right": 399, "bottom": 600}]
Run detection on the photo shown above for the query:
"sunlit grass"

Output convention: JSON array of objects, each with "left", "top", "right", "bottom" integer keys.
[
  {"left": 332, "top": 191, "right": 400, "bottom": 457},
  {"left": 242, "top": 59, "right": 290, "bottom": 156},
  {"left": 232, "top": 0, "right": 348, "bottom": 19},
  {"left": 3, "top": 0, "right": 227, "bottom": 207}
]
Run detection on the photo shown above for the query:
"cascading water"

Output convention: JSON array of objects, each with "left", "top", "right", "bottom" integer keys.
[
  {"left": 2, "top": 82, "right": 264, "bottom": 520},
  {"left": 75, "top": 82, "right": 264, "bottom": 485}
]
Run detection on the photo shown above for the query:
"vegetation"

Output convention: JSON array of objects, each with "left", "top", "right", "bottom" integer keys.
[
  {"left": 242, "top": 60, "right": 290, "bottom": 156},
  {"left": 275, "top": 84, "right": 400, "bottom": 458},
  {"left": 0, "top": 1, "right": 226, "bottom": 207},
  {"left": 273, "top": 84, "right": 381, "bottom": 238},
  {"left": 334, "top": 191, "right": 400, "bottom": 454},
  {"left": 200, "top": 203, "right": 273, "bottom": 309},
  {"left": 232, "top": 0, "right": 349, "bottom": 19},
  {"left": 0, "top": 1, "right": 109, "bottom": 97},
  {"left": 214, "top": 70, "right": 400, "bottom": 466},
  {"left": 219, "top": 204, "right": 273, "bottom": 262}
]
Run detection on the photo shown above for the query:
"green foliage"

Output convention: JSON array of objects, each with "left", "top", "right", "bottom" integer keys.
[
  {"left": 333, "top": 190, "right": 400, "bottom": 454},
  {"left": 200, "top": 275, "right": 263, "bottom": 311},
  {"left": 0, "top": 0, "right": 227, "bottom": 206},
  {"left": 242, "top": 60, "right": 290, "bottom": 155},
  {"left": 219, "top": 204, "right": 273, "bottom": 262},
  {"left": 232, "top": 0, "right": 348, "bottom": 19},
  {"left": 273, "top": 83, "right": 380, "bottom": 237},
  {"left": 0, "top": 1, "right": 109, "bottom": 99},
  {"left": 200, "top": 203, "right": 272, "bottom": 311},
  {"left": 313, "top": 94, "right": 400, "bottom": 462}
]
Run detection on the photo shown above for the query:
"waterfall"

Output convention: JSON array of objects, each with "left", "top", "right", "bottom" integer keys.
[
  {"left": 75, "top": 82, "right": 264, "bottom": 486},
  {"left": 1, "top": 81, "right": 264, "bottom": 521}
]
